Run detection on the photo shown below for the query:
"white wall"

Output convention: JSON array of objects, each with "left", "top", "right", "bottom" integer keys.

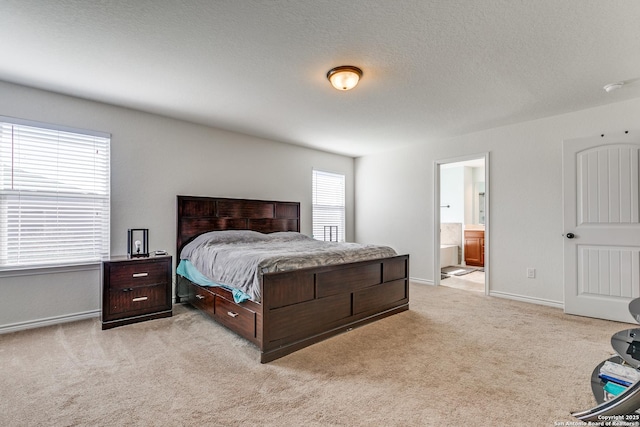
[
  {"left": 355, "top": 97, "right": 640, "bottom": 306},
  {"left": 0, "top": 81, "right": 354, "bottom": 331}
]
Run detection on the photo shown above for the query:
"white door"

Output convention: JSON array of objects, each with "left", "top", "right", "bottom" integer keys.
[{"left": 563, "top": 131, "right": 640, "bottom": 323}]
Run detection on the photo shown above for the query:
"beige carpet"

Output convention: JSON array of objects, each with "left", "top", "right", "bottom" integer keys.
[{"left": 0, "top": 282, "right": 631, "bottom": 426}]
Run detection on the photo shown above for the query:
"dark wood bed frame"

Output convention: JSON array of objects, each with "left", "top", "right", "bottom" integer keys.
[{"left": 175, "top": 195, "right": 410, "bottom": 363}]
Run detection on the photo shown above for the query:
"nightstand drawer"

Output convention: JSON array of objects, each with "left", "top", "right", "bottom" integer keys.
[
  {"left": 109, "top": 261, "right": 168, "bottom": 289},
  {"left": 214, "top": 296, "right": 256, "bottom": 338},
  {"left": 108, "top": 284, "right": 168, "bottom": 315}
]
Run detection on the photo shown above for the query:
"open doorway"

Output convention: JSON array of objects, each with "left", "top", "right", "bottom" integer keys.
[{"left": 434, "top": 153, "right": 489, "bottom": 294}]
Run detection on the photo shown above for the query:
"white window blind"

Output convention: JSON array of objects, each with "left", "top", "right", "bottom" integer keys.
[
  {"left": 0, "top": 117, "right": 110, "bottom": 269},
  {"left": 312, "top": 169, "right": 345, "bottom": 242}
]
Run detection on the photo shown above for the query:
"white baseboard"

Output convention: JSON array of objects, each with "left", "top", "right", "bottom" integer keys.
[
  {"left": 2, "top": 297, "right": 180, "bottom": 334},
  {"left": 0, "top": 309, "right": 101, "bottom": 334},
  {"left": 488, "top": 290, "right": 563, "bottom": 309},
  {"left": 409, "top": 276, "right": 563, "bottom": 309},
  {"left": 410, "top": 277, "right": 434, "bottom": 286}
]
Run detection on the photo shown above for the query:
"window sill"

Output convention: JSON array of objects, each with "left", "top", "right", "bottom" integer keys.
[{"left": 0, "top": 262, "right": 101, "bottom": 278}]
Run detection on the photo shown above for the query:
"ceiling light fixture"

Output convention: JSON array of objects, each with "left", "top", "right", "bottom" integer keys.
[
  {"left": 603, "top": 82, "right": 624, "bottom": 93},
  {"left": 327, "top": 66, "right": 362, "bottom": 91}
]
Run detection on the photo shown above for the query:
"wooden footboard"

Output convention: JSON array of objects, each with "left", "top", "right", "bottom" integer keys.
[
  {"left": 260, "top": 254, "right": 409, "bottom": 362},
  {"left": 180, "top": 254, "right": 409, "bottom": 363}
]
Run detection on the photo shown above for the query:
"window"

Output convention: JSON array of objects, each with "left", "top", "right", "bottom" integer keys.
[
  {"left": 312, "top": 169, "right": 345, "bottom": 242},
  {"left": 0, "top": 117, "right": 110, "bottom": 269}
]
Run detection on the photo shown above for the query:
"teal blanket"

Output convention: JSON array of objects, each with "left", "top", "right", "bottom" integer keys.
[{"left": 177, "top": 259, "right": 250, "bottom": 303}]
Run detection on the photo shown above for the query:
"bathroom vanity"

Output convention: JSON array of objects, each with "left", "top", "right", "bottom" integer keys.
[{"left": 464, "top": 229, "right": 484, "bottom": 267}]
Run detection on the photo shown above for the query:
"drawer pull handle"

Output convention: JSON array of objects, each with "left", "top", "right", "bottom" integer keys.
[
  {"left": 132, "top": 296, "right": 148, "bottom": 302},
  {"left": 227, "top": 311, "right": 239, "bottom": 318},
  {"left": 132, "top": 272, "right": 148, "bottom": 278},
  {"left": 195, "top": 294, "right": 205, "bottom": 300}
]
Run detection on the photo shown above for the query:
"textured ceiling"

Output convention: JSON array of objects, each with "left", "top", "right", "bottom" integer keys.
[{"left": 1, "top": 0, "right": 639, "bottom": 157}]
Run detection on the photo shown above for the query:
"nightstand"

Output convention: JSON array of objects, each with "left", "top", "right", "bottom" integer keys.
[{"left": 101, "top": 255, "right": 172, "bottom": 330}]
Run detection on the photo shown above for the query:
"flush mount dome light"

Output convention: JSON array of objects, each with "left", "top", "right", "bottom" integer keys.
[{"left": 327, "top": 66, "right": 362, "bottom": 91}]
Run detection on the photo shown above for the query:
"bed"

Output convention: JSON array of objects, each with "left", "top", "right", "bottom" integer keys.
[{"left": 175, "top": 195, "right": 410, "bottom": 363}]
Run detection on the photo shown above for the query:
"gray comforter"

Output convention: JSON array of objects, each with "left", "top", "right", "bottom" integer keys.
[{"left": 180, "top": 230, "right": 398, "bottom": 302}]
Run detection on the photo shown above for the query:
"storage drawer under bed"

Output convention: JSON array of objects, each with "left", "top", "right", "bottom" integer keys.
[
  {"left": 214, "top": 295, "right": 256, "bottom": 339},
  {"left": 188, "top": 283, "right": 215, "bottom": 317},
  {"left": 187, "top": 283, "right": 256, "bottom": 339}
]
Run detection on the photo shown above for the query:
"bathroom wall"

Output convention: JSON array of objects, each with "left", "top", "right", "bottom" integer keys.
[
  {"left": 440, "top": 222, "right": 462, "bottom": 265},
  {"left": 440, "top": 223, "right": 462, "bottom": 247},
  {"left": 441, "top": 164, "right": 484, "bottom": 226}
]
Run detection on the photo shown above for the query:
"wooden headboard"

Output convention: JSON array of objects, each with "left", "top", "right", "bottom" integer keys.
[{"left": 176, "top": 196, "right": 300, "bottom": 258}]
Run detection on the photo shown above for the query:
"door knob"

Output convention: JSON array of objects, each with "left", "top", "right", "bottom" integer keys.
[{"left": 565, "top": 233, "right": 575, "bottom": 239}]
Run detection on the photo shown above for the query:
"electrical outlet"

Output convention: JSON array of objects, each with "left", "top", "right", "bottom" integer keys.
[{"left": 527, "top": 268, "right": 536, "bottom": 279}]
